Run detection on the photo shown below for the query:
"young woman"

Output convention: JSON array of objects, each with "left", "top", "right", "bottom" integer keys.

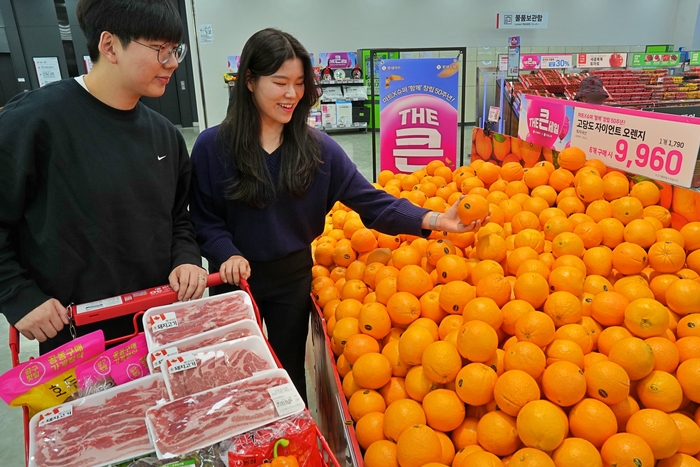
[{"left": 189, "top": 28, "right": 480, "bottom": 399}]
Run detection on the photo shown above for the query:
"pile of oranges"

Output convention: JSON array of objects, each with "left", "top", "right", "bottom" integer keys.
[{"left": 311, "top": 146, "right": 700, "bottom": 467}]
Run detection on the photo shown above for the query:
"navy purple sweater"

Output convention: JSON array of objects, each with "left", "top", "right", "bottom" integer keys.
[{"left": 189, "top": 127, "right": 430, "bottom": 265}]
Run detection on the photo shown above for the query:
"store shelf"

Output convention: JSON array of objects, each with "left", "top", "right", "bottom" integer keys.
[
  {"left": 321, "top": 123, "right": 368, "bottom": 132},
  {"left": 318, "top": 79, "right": 365, "bottom": 85},
  {"left": 320, "top": 97, "right": 367, "bottom": 103}
]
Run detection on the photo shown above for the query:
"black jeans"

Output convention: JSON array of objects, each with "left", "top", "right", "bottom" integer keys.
[{"left": 211, "top": 248, "right": 313, "bottom": 403}]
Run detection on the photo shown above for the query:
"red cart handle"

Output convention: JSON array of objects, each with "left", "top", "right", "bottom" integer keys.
[
  {"left": 72, "top": 273, "right": 224, "bottom": 326},
  {"left": 9, "top": 273, "right": 227, "bottom": 351}
]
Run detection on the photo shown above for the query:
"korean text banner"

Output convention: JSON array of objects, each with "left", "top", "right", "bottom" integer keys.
[
  {"left": 379, "top": 58, "right": 459, "bottom": 173},
  {"left": 318, "top": 52, "right": 357, "bottom": 69},
  {"left": 518, "top": 94, "right": 700, "bottom": 188}
]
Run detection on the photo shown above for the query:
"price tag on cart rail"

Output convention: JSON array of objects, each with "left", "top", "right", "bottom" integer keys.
[
  {"left": 267, "top": 383, "right": 305, "bottom": 416},
  {"left": 570, "top": 107, "right": 700, "bottom": 187},
  {"left": 38, "top": 405, "right": 73, "bottom": 426}
]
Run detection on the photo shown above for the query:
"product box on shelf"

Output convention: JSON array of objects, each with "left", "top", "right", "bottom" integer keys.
[
  {"left": 310, "top": 111, "right": 323, "bottom": 128},
  {"left": 322, "top": 104, "right": 337, "bottom": 126},
  {"left": 335, "top": 101, "right": 353, "bottom": 126},
  {"left": 343, "top": 85, "right": 368, "bottom": 100},
  {"left": 320, "top": 86, "right": 344, "bottom": 101}
]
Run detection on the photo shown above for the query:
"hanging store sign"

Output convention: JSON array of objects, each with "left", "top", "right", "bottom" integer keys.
[
  {"left": 497, "top": 12, "right": 548, "bottom": 29},
  {"left": 577, "top": 53, "right": 627, "bottom": 69}
]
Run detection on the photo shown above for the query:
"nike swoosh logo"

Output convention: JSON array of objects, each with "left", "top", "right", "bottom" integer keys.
[{"left": 158, "top": 155, "right": 167, "bottom": 161}]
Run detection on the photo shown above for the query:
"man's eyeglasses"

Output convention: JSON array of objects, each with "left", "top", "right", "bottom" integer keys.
[{"left": 132, "top": 40, "right": 188, "bottom": 64}]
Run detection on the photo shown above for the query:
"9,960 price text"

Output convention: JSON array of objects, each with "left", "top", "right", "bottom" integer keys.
[{"left": 614, "top": 139, "right": 683, "bottom": 176}]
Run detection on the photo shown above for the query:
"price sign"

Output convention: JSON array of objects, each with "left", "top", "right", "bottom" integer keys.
[
  {"left": 268, "top": 383, "right": 305, "bottom": 416},
  {"left": 488, "top": 106, "right": 501, "bottom": 123},
  {"left": 690, "top": 52, "right": 700, "bottom": 66},
  {"left": 540, "top": 54, "right": 572, "bottom": 69},
  {"left": 571, "top": 107, "right": 700, "bottom": 187}
]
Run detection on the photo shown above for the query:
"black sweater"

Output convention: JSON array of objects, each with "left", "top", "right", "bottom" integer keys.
[{"left": 0, "top": 79, "right": 201, "bottom": 327}]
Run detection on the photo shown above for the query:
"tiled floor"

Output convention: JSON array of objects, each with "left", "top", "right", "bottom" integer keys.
[{"left": 0, "top": 125, "right": 473, "bottom": 465}]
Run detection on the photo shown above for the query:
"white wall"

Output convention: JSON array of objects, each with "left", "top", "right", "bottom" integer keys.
[{"left": 188, "top": 0, "right": 699, "bottom": 127}]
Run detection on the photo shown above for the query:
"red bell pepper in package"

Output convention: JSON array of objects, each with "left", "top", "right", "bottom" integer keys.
[{"left": 223, "top": 411, "right": 322, "bottom": 467}]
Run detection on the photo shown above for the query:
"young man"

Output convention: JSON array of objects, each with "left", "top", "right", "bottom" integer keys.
[{"left": 0, "top": 0, "right": 206, "bottom": 353}]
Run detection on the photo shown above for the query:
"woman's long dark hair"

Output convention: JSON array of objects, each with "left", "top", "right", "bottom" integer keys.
[{"left": 218, "top": 28, "right": 321, "bottom": 209}]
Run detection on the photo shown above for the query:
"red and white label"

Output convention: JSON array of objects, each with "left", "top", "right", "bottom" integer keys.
[
  {"left": 75, "top": 296, "right": 124, "bottom": 315},
  {"left": 38, "top": 405, "right": 73, "bottom": 426},
  {"left": 149, "top": 312, "right": 178, "bottom": 332},
  {"left": 166, "top": 355, "right": 198, "bottom": 374},
  {"left": 150, "top": 347, "right": 179, "bottom": 368}
]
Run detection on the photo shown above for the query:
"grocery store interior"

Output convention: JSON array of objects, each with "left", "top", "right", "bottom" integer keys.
[{"left": 4, "top": 0, "right": 700, "bottom": 465}]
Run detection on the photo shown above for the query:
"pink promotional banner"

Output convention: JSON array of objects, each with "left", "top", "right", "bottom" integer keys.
[
  {"left": 379, "top": 58, "right": 460, "bottom": 173},
  {"left": 318, "top": 52, "right": 357, "bottom": 69},
  {"left": 518, "top": 94, "right": 700, "bottom": 187}
]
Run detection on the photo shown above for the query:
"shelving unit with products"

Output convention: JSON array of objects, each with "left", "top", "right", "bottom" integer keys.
[{"left": 312, "top": 78, "right": 370, "bottom": 133}]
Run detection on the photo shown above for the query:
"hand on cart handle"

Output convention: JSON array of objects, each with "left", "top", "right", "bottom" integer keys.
[
  {"left": 13, "top": 298, "right": 70, "bottom": 343},
  {"left": 168, "top": 264, "right": 209, "bottom": 302},
  {"left": 219, "top": 255, "right": 251, "bottom": 286}
]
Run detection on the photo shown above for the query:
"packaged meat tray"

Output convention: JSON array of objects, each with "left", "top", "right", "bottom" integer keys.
[
  {"left": 145, "top": 369, "right": 305, "bottom": 459},
  {"left": 143, "top": 291, "right": 254, "bottom": 349},
  {"left": 160, "top": 335, "right": 277, "bottom": 400},
  {"left": 29, "top": 374, "right": 168, "bottom": 467},
  {"left": 146, "top": 319, "right": 262, "bottom": 373}
]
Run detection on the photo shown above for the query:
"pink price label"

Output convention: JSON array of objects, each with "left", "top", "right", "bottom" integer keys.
[{"left": 613, "top": 139, "right": 684, "bottom": 176}]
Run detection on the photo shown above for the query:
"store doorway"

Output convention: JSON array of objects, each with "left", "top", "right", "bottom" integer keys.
[{"left": 0, "top": 53, "right": 19, "bottom": 107}]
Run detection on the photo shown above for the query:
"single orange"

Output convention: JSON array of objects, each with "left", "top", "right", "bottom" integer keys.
[
  {"left": 516, "top": 400, "right": 568, "bottom": 451},
  {"left": 626, "top": 409, "right": 682, "bottom": 459},
  {"left": 494, "top": 369, "right": 541, "bottom": 417},
  {"left": 542, "top": 360, "right": 586, "bottom": 407},
  {"left": 514, "top": 311, "right": 556, "bottom": 348},
  {"left": 569, "top": 398, "right": 618, "bottom": 448},
  {"left": 584, "top": 360, "right": 631, "bottom": 405}
]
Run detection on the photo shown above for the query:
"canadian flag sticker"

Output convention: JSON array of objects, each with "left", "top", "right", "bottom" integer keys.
[
  {"left": 149, "top": 312, "right": 178, "bottom": 332},
  {"left": 166, "top": 355, "right": 198, "bottom": 374},
  {"left": 150, "top": 347, "right": 179, "bottom": 369}
]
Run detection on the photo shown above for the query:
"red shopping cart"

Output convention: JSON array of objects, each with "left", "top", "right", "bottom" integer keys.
[{"left": 8, "top": 273, "right": 340, "bottom": 467}]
